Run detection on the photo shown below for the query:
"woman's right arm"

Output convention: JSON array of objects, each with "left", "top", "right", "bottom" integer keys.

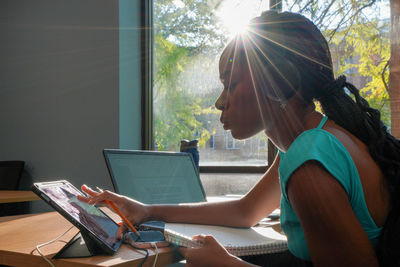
[{"left": 78, "top": 154, "right": 281, "bottom": 227}]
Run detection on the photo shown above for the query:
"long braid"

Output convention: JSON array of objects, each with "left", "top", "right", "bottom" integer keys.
[{"left": 317, "top": 76, "right": 400, "bottom": 266}]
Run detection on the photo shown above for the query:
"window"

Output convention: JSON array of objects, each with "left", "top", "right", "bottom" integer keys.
[
  {"left": 147, "top": 0, "right": 391, "bottom": 170},
  {"left": 152, "top": 0, "right": 272, "bottom": 169},
  {"left": 225, "top": 132, "right": 240, "bottom": 150}
]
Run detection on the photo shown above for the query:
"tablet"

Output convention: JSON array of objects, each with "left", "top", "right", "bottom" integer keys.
[{"left": 32, "top": 180, "right": 122, "bottom": 255}]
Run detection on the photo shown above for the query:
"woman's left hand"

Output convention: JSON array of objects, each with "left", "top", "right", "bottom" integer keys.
[{"left": 179, "top": 235, "right": 245, "bottom": 267}]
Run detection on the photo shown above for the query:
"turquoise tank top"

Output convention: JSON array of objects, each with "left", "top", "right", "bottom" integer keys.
[{"left": 278, "top": 116, "right": 382, "bottom": 260}]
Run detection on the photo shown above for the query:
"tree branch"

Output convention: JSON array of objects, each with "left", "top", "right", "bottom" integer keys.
[
  {"left": 382, "top": 59, "right": 390, "bottom": 95},
  {"left": 327, "top": 0, "right": 377, "bottom": 42},
  {"left": 299, "top": 0, "right": 313, "bottom": 13},
  {"left": 315, "top": 0, "right": 336, "bottom": 27}
]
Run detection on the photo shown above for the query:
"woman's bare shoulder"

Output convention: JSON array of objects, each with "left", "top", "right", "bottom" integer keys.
[{"left": 318, "top": 119, "right": 390, "bottom": 227}]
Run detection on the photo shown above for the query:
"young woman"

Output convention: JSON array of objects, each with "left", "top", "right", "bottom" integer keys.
[{"left": 78, "top": 11, "right": 400, "bottom": 266}]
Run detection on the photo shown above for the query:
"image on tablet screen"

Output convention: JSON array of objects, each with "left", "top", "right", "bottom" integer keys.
[{"left": 42, "top": 183, "right": 119, "bottom": 249}]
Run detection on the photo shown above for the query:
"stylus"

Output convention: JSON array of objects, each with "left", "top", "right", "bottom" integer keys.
[{"left": 96, "top": 187, "right": 141, "bottom": 238}]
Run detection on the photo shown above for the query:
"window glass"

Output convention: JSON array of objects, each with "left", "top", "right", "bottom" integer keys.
[{"left": 153, "top": 0, "right": 391, "bottom": 166}]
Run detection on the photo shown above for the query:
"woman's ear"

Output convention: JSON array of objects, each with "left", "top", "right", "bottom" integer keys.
[
  {"left": 267, "top": 60, "right": 301, "bottom": 102},
  {"left": 249, "top": 58, "right": 301, "bottom": 103}
]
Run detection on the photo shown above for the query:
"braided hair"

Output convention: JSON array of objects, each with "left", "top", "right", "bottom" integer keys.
[
  {"left": 317, "top": 75, "right": 400, "bottom": 267},
  {"left": 239, "top": 10, "right": 400, "bottom": 266}
]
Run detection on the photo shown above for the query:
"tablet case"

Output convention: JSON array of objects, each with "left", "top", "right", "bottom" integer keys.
[
  {"left": 32, "top": 180, "right": 122, "bottom": 257},
  {"left": 53, "top": 231, "right": 104, "bottom": 258},
  {"left": 53, "top": 229, "right": 165, "bottom": 259}
]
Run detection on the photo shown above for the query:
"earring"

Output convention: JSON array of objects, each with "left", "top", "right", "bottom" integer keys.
[{"left": 280, "top": 101, "right": 287, "bottom": 109}]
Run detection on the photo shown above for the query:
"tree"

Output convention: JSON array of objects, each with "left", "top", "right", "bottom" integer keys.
[
  {"left": 153, "top": 0, "right": 225, "bottom": 150},
  {"left": 331, "top": 19, "right": 391, "bottom": 125},
  {"left": 153, "top": 35, "right": 213, "bottom": 150},
  {"left": 153, "top": 0, "right": 393, "bottom": 151},
  {"left": 154, "top": 0, "right": 226, "bottom": 52},
  {"left": 283, "top": 0, "right": 394, "bottom": 127}
]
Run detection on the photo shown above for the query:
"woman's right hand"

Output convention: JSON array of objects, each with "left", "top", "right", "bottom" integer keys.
[{"left": 77, "top": 184, "right": 150, "bottom": 234}]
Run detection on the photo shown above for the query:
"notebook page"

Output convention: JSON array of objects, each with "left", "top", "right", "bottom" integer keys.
[{"left": 164, "top": 223, "right": 287, "bottom": 256}]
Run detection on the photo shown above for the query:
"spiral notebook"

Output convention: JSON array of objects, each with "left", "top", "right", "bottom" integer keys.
[{"left": 164, "top": 223, "right": 288, "bottom": 256}]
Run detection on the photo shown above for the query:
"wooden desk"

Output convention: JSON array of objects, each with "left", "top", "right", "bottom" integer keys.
[
  {"left": 0, "top": 190, "right": 40, "bottom": 204},
  {"left": 0, "top": 210, "right": 180, "bottom": 267}
]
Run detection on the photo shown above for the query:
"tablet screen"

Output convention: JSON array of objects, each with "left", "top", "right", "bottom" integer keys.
[{"left": 37, "top": 181, "right": 120, "bottom": 251}]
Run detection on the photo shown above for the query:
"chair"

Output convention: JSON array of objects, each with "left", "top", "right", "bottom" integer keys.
[
  {"left": 0, "top": 161, "right": 25, "bottom": 190},
  {"left": 0, "top": 160, "right": 28, "bottom": 216}
]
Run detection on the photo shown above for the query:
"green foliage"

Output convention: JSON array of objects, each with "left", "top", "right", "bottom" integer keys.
[
  {"left": 289, "top": 0, "right": 391, "bottom": 125},
  {"left": 285, "top": 0, "right": 384, "bottom": 38},
  {"left": 154, "top": 86, "right": 211, "bottom": 150},
  {"left": 154, "top": 34, "right": 214, "bottom": 150},
  {"left": 153, "top": 0, "right": 225, "bottom": 151},
  {"left": 154, "top": 35, "right": 188, "bottom": 90},
  {"left": 330, "top": 19, "right": 391, "bottom": 125},
  {"left": 153, "top": 0, "right": 391, "bottom": 151},
  {"left": 154, "top": 0, "right": 226, "bottom": 52}
]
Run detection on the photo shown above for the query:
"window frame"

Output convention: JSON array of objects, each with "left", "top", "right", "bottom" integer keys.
[
  {"left": 141, "top": 0, "right": 276, "bottom": 173},
  {"left": 141, "top": 0, "right": 154, "bottom": 151}
]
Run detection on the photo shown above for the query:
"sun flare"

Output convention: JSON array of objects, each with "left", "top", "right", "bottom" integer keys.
[{"left": 216, "top": 0, "right": 269, "bottom": 38}]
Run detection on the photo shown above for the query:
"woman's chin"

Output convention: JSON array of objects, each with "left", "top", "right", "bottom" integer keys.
[
  {"left": 230, "top": 130, "right": 249, "bottom": 140},
  {"left": 231, "top": 127, "right": 265, "bottom": 140}
]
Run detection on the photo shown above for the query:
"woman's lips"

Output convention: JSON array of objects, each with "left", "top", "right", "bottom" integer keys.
[
  {"left": 220, "top": 113, "right": 230, "bottom": 129},
  {"left": 222, "top": 121, "right": 230, "bottom": 130}
]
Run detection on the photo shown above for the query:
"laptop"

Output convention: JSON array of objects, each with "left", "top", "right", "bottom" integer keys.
[{"left": 103, "top": 149, "right": 207, "bottom": 204}]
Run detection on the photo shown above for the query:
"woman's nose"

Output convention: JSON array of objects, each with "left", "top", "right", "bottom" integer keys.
[{"left": 215, "top": 91, "right": 228, "bottom": 110}]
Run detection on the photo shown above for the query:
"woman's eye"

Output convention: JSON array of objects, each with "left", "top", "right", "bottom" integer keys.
[{"left": 227, "top": 82, "right": 237, "bottom": 92}]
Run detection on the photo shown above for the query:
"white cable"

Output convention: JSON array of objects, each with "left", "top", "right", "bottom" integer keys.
[
  {"left": 150, "top": 242, "right": 159, "bottom": 267},
  {"left": 35, "top": 226, "right": 74, "bottom": 267}
]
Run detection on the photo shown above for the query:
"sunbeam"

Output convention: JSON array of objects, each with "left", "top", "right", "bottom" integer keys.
[{"left": 247, "top": 27, "right": 331, "bottom": 70}]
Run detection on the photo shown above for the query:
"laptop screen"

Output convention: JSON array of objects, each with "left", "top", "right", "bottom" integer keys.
[{"left": 103, "top": 149, "right": 206, "bottom": 204}]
